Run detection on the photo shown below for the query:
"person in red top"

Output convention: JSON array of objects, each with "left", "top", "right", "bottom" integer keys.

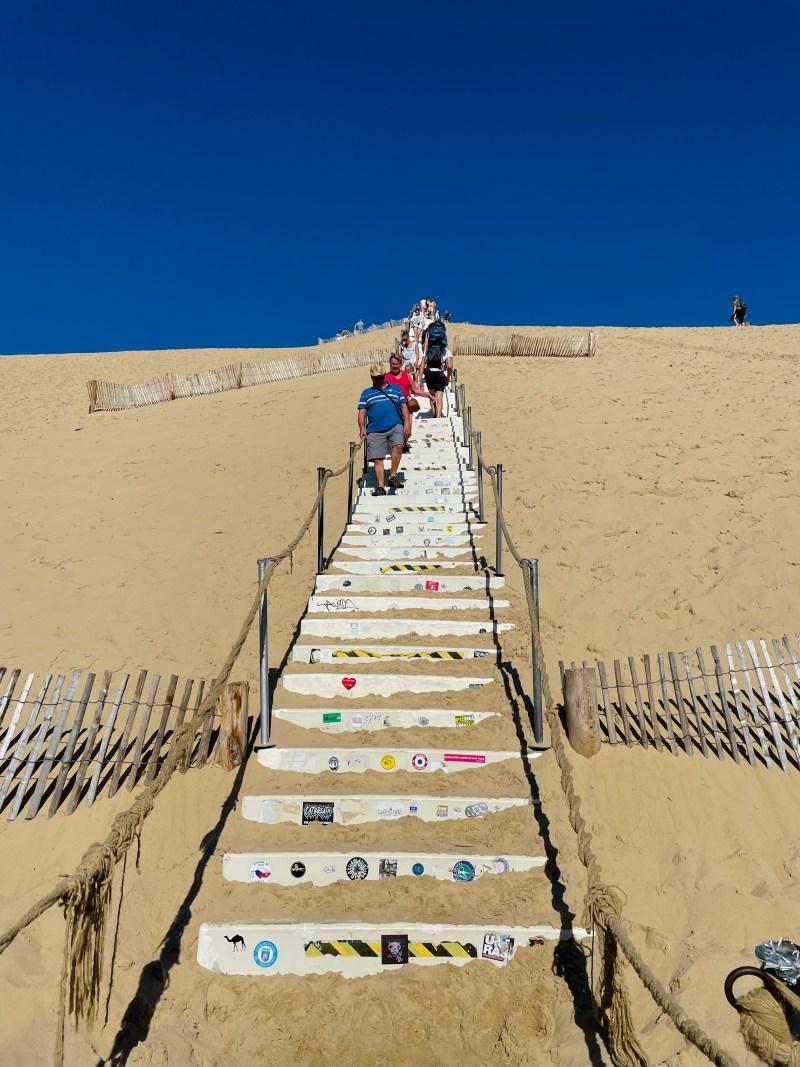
[{"left": 386, "top": 352, "right": 427, "bottom": 452}]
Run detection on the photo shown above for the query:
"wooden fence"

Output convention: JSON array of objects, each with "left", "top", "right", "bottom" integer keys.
[
  {"left": 452, "top": 332, "right": 596, "bottom": 358},
  {"left": 560, "top": 632, "right": 800, "bottom": 772},
  {"left": 0, "top": 665, "right": 248, "bottom": 819},
  {"left": 86, "top": 349, "right": 390, "bottom": 413}
]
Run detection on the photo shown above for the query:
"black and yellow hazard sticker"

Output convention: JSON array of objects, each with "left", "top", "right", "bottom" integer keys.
[
  {"left": 331, "top": 648, "right": 465, "bottom": 660},
  {"left": 305, "top": 940, "right": 477, "bottom": 958},
  {"left": 388, "top": 506, "right": 446, "bottom": 513},
  {"left": 380, "top": 564, "right": 444, "bottom": 573}
]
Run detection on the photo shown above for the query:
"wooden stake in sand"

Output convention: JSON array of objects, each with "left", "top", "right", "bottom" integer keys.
[{"left": 564, "top": 667, "right": 600, "bottom": 758}]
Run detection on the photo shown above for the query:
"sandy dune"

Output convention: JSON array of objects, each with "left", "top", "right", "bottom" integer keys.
[{"left": 1, "top": 323, "right": 798, "bottom": 1065}]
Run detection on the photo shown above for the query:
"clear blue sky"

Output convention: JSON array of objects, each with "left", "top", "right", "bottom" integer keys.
[{"left": 1, "top": 0, "right": 797, "bottom": 353}]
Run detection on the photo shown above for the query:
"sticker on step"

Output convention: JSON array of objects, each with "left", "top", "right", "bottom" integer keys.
[
  {"left": 381, "top": 934, "right": 409, "bottom": 965},
  {"left": 341, "top": 677, "right": 357, "bottom": 691},
  {"left": 454, "top": 714, "right": 475, "bottom": 727},
  {"left": 290, "top": 861, "right": 306, "bottom": 878},
  {"left": 379, "top": 858, "right": 398, "bottom": 879},
  {"left": 328, "top": 756, "right": 339, "bottom": 771},
  {"left": 367, "top": 526, "right": 376, "bottom": 535},
  {"left": 444, "top": 753, "right": 486, "bottom": 764},
  {"left": 284, "top": 751, "right": 310, "bottom": 770},
  {"left": 249, "top": 861, "right": 272, "bottom": 882},
  {"left": 253, "top": 940, "right": 279, "bottom": 968},
  {"left": 464, "top": 802, "right": 489, "bottom": 818},
  {"left": 346, "top": 856, "right": 369, "bottom": 880},
  {"left": 425, "top": 580, "right": 440, "bottom": 592},
  {"left": 411, "top": 753, "right": 429, "bottom": 770},
  {"left": 380, "top": 754, "right": 396, "bottom": 770},
  {"left": 482, "top": 932, "right": 515, "bottom": 963},
  {"left": 302, "top": 801, "right": 335, "bottom": 825},
  {"left": 451, "top": 860, "right": 476, "bottom": 883},
  {"left": 436, "top": 804, "right": 449, "bottom": 818},
  {"left": 322, "top": 712, "right": 342, "bottom": 724}
]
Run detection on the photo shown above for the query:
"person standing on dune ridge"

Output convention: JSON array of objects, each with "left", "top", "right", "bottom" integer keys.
[{"left": 731, "top": 295, "right": 748, "bottom": 327}]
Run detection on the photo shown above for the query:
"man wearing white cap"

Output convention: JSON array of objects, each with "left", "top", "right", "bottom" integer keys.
[{"left": 357, "top": 362, "right": 411, "bottom": 496}]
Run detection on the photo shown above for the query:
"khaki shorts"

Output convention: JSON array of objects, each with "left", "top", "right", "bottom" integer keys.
[{"left": 366, "top": 424, "right": 405, "bottom": 460}]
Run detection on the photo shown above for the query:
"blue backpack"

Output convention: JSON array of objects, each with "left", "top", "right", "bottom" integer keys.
[{"left": 426, "top": 321, "right": 447, "bottom": 346}]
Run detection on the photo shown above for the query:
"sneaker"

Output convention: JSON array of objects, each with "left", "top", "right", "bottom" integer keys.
[
  {"left": 371, "top": 487, "right": 387, "bottom": 497},
  {"left": 388, "top": 475, "right": 402, "bottom": 490},
  {"left": 402, "top": 444, "right": 411, "bottom": 454}
]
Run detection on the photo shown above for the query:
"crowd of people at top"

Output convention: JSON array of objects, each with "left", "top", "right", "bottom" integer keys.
[{"left": 355, "top": 296, "right": 454, "bottom": 496}]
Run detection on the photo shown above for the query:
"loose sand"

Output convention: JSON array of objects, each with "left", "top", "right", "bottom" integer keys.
[{"left": 1, "top": 324, "right": 798, "bottom": 1065}]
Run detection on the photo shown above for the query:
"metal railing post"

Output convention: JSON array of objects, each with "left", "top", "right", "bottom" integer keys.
[
  {"left": 346, "top": 441, "right": 357, "bottom": 525},
  {"left": 465, "top": 408, "right": 473, "bottom": 470},
  {"left": 476, "top": 431, "right": 484, "bottom": 522},
  {"left": 317, "top": 466, "right": 326, "bottom": 574},
  {"left": 495, "top": 463, "right": 503, "bottom": 577},
  {"left": 257, "top": 556, "right": 277, "bottom": 748},
  {"left": 458, "top": 384, "right": 466, "bottom": 418},
  {"left": 523, "top": 558, "right": 544, "bottom": 743},
  {"left": 453, "top": 380, "right": 460, "bottom": 415}
]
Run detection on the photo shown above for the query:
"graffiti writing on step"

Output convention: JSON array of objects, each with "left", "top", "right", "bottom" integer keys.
[{"left": 321, "top": 598, "right": 357, "bottom": 613}]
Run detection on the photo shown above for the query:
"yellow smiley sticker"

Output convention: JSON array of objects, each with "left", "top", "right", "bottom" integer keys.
[
  {"left": 446, "top": 525, "right": 453, "bottom": 533},
  {"left": 380, "top": 754, "right": 396, "bottom": 771}
]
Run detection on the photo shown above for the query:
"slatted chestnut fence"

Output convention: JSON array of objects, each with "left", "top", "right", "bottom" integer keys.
[
  {"left": 560, "top": 632, "right": 800, "bottom": 772},
  {"left": 0, "top": 666, "right": 248, "bottom": 819},
  {"left": 452, "top": 332, "right": 596, "bottom": 358},
  {"left": 87, "top": 348, "right": 391, "bottom": 413}
]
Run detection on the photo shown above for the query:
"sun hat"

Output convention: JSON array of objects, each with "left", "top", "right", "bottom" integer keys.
[{"left": 369, "top": 362, "right": 386, "bottom": 377}]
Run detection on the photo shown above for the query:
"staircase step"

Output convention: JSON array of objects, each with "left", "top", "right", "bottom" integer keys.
[
  {"left": 348, "top": 515, "right": 482, "bottom": 529},
  {"left": 347, "top": 528, "right": 479, "bottom": 541},
  {"left": 362, "top": 472, "right": 477, "bottom": 487},
  {"left": 222, "top": 851, "right": 545, "bottom": 885},
  {"left": 299, "top": 618, "right": 512, "bottom": 638},
  {"left": 336, "top": 546, "right": 475, "bottom": 560},
  {"left": 341, "top": 535, "right": 475, "bottom": 548},
  {"left": 198, "top": 922, "right": 590, "bottom": 976},
  {"left": 273, "top": 707, "right": 498, "bottom": 732},
  {"left": 241, "top": 794, "right": 530, "bottom": 825},
  {"left": 356, "top": 489, "right": 478, "bottom": 504},
  {"left": 257, "top": 747, "right": 525, "bottom": 773},
  {"left": 307, "top": 596, "right": 509, "bottom": 614},
  {"left": 279, "top": 673, "right": 493, "bottom": 698},
  {"left": 292, "top": 644, "right": 494, "bottom": 664},
  {"left": 315, "top": 574, "right": 504, "bottom": 593},
  {"left": 330, "top": 561, "right": 473, "bottom": 574}
]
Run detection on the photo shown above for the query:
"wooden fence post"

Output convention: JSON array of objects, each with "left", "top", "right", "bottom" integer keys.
[
  {"left": 564, "top": 667, "right": 601, "bottom": 757},
  {"left": 215, "top": 682, "right": 249, "bottom": 770}
]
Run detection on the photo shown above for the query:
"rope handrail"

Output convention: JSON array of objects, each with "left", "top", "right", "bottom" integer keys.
[
  {"left": 0, "top": 444, "right": 359, "bottom": 1065},
  {"left": 471, "top": 430, "right": 742, "bottom": 1067}
]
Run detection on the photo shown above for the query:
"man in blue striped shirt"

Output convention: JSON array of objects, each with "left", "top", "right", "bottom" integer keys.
[{"left": 357, "top": 362, "right": 411, "bottom": 496}]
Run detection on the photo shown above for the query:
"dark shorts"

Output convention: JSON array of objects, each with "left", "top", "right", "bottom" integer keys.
[
  {"left": 425, "top": 370, "right": 447, "bottom": 393},
  {"left": 366, "top": 424, "right": 405, "bottom": 460}
]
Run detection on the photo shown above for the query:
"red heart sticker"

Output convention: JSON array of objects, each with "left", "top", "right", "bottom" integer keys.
[{"left": 342, "top": 677, "right": 357, "bottom": 691}]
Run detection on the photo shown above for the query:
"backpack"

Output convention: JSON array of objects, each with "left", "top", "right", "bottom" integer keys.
[
  {"left": 426, "top": 345, "right": 446, "bottom": 373},
  {"left": 426, "top": 321, "right": 447, "bottom": 346}
]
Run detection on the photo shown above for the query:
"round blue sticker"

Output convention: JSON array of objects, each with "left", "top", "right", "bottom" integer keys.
[
  {"left": 452, "top": 860, "right": 476, "bottom": 883},
  {"left": 253, "top": 939, "right": 278, "bottom": 968},
  {"left": 411, "top": 862, "right": 424, "bottom": 876}
]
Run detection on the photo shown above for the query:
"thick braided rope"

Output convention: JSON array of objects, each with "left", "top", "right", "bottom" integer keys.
[
  {"left": 0, "top": 446, "right": 358, "bottom": 1065},
  {"left": 730, "top": 973, "right": 800, "bottom": 1066},
  {"left": 472, "top": 435, "right": 742, "bottom": 1067}
]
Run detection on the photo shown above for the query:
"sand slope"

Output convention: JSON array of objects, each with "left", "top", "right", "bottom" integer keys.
[{"left": 1, "top": 324, "right": 798, "bottom": 1065}]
